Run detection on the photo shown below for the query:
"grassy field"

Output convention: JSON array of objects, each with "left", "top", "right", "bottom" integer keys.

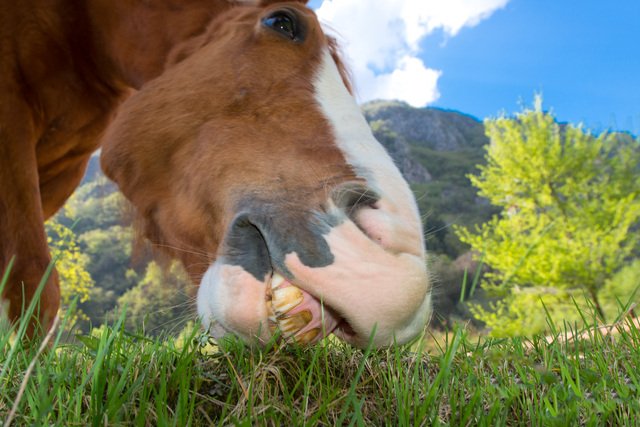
[{"left": 2, "top": 295, "right": 640, "bottom": 426}]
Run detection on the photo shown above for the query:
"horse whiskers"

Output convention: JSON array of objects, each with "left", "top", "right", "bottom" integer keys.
[
  {"left": 424, "top": 222, "right": 453, "bottom": 240},
  {"left": 145, "top": 311, "right": 199, "bottom": 337},
  {"left": 413, "top": 189, "right": 429, "bottom": 203},
  {"left": 151, "top": 242, "right": 213, "bottom": 259},
  {"left": 420, "top": 209, "right": 435, "bottom": 223}
]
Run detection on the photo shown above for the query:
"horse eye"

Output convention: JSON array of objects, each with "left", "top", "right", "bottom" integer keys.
[{"left": 262, "top": 10, "right": 301, "bottom": 41}]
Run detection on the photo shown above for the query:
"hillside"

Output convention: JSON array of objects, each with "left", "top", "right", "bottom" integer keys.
[{"left": 364, "top": 100, "right": 489, "bottom": 151}]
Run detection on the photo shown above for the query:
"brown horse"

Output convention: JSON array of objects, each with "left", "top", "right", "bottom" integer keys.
[{"left": 1, "top": 0, "right": 431, "bottom": 347}]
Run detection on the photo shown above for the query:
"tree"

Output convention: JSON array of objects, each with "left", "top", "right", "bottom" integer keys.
[
  {"left": 116, "top": 261, "right": 193, "bottom": 335},
  {"left": 46, "top": 219, "right": 94, "bottom": 316},
  {"left": 456, "top": 98, "right": 640, "bottom": 334},
  {"left": 79, "top": 226, "right": 138, "bottom": 296}
]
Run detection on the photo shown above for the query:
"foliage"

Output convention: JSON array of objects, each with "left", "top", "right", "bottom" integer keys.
[
  {"left": 470, "top": 287, "right": 591, "bottom": 337},
  {"left": 59, "top": 179, "right": 125, "bottom": 235},
  {"left": 45, "top": 219, "right": 93, "bottom": 307},
  {"left": 79, "top": 226, "right": 137, "bottom": 297},
  {"left": 47, "top": 163, "right": 150, "bottom": 331},
  {"left": 456, "top": 97, "right": 640, "bottom": 334},
  {"left": 117, "top": 261, "right": 193, "bottom": 335},
  {"left": 600, "top": 259, "right": 640, "bottom": 315}
]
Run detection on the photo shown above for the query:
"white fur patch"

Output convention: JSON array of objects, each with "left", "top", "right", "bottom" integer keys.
[
  {"left": 310, "top": 49, "right": 431, "bottom": 345},
  {"left": 198, "top": 258, "right": 271, "bottom": 343},
  {"left": 284, "top": 218, "right": 430, "bottom": 346},
  {"left": 313, "top": 49, "right": 425, "bottom": 255}
]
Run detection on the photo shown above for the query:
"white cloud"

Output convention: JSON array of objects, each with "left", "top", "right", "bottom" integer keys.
[
  {"left": 369, "top": 56, "right": 442, "bottom": 106},
  {"left": 316, "top": 0, "right": 509, "bottom": 107}
]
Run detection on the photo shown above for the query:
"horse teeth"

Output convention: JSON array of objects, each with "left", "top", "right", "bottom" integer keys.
[
  {"left": 270, "top": 272, "right": 286, "bottom": 290},
  {"left": 294, "top": 328, "right": 320, "bottom": 344},
  {"left": 268, "top": 272, "right": 317, "bottom": 341},
  {"left": 271, "top": 286, "right": 304, "bottom": 315},
  {"left": 278, "top": 310, "right": 312, "bottom": 336}
]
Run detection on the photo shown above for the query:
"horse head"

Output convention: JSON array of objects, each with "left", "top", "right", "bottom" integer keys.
[{"left": 101, "top": 0, "right": 431, "bottom": 348}]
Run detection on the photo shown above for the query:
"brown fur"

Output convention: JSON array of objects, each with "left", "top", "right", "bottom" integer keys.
[
  {"left": 101, "top": 2, "right": 357, "bottom": 283},
  {"left": 0, "top": 0, "right": 330, "bottom": 334}
]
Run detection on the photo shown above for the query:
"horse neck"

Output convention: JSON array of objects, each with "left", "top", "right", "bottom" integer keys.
[{"left": 86, "top": 0, "right": 235, "bottom": 89}]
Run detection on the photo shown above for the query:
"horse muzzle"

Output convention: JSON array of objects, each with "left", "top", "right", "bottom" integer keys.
[{"left": 197, "top": 186, "right": 431, "bottom": 348}]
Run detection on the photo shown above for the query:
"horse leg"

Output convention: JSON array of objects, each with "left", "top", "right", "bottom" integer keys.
[{"left": 0, "top": 99, "right": 60, "bottom": 337}]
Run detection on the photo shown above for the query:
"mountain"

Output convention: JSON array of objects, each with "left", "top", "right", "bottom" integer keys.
[
  {"left": 362, "top": 100, "right": 496, "bottom": 258},
  {"left": 364, "top": 100, "right": 488, "bottom": 151}
]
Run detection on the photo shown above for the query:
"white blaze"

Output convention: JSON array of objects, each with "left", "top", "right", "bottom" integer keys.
[
  {"left": 313, "top": 49, "right": 425, "bottom": 256},
  {"left": 306, "top": 48, "right": 431, "bottom": 345}
]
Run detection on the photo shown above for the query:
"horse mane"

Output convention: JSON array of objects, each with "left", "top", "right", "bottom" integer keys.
[{"left": 327, "top": 36, "right": 354, "bottom": 95}]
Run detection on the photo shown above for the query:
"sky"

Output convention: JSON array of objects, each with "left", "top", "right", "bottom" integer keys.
[{"left": 309, "top": 0, "right": 640, "bottom": 134}]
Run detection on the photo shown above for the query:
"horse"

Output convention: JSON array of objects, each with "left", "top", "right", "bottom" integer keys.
[{"left": 0, "top": 0, "right": 431, "bottom": 347}]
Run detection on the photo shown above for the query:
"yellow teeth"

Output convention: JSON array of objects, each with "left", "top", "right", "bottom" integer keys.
[
  {"left": 268, "top": 272, "right": 316, "bottom": 341},
  {"left": 270, "top": 272, "right": 286, "bottom": 291},
  {"left": 295, "top": 328, "right": 320, "bottom": 344},
  {"left": 278, "top": 310, "right": 312, "bottom": 337},
  {"left": 271, "top": 284, "right": 304, "bottom": 316}
]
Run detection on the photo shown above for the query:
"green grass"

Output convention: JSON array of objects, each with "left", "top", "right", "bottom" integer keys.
[
  {"left": 2, "top": 313, "right": 640, "bottom": 425},
  {"left": 2, "top": 266, "right": 640, "bottom": 425}
]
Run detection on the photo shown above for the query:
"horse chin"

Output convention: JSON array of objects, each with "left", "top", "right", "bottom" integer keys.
[{"left": 196, "top": 259, "right": 271, "bottom": 345}]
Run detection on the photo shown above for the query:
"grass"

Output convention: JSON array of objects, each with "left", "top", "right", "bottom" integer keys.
[
  {"left": 2, "top": 315, "right": 640, "bottom": 425},
  {"left": 2, "top": 268, "right": 640, "bottom": 425}
]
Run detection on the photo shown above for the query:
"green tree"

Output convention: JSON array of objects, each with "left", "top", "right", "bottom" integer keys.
[
  {"left": 456, "top": 98, "right": 640, "bottom": 334},
  {"left": 60, "top": 179, "right": 125, "bottom": 235},
  {"left": 46, "top": 219, "right": 94, "bottom": 312},
  {"left": 75, "top": 226, "right": 143, "bottom": 329},
  {"left": 80, "top": 226, "right": 138, "bottom": 296},
  {"left": 116, "top": 261, "right": 193, "bottom": 335}
]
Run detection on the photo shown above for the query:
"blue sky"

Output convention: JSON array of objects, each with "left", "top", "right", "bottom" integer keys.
[{"left": 310, "top": 0, "right": 640, "bottom": 134}]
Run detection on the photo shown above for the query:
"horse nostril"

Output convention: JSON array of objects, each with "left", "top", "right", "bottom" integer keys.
[
  {"left": 331, "top": 182, "right": 380, "bottom": 217},
  {"left": 224, "top": 213, "right": 272, "bottom": 280}
]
